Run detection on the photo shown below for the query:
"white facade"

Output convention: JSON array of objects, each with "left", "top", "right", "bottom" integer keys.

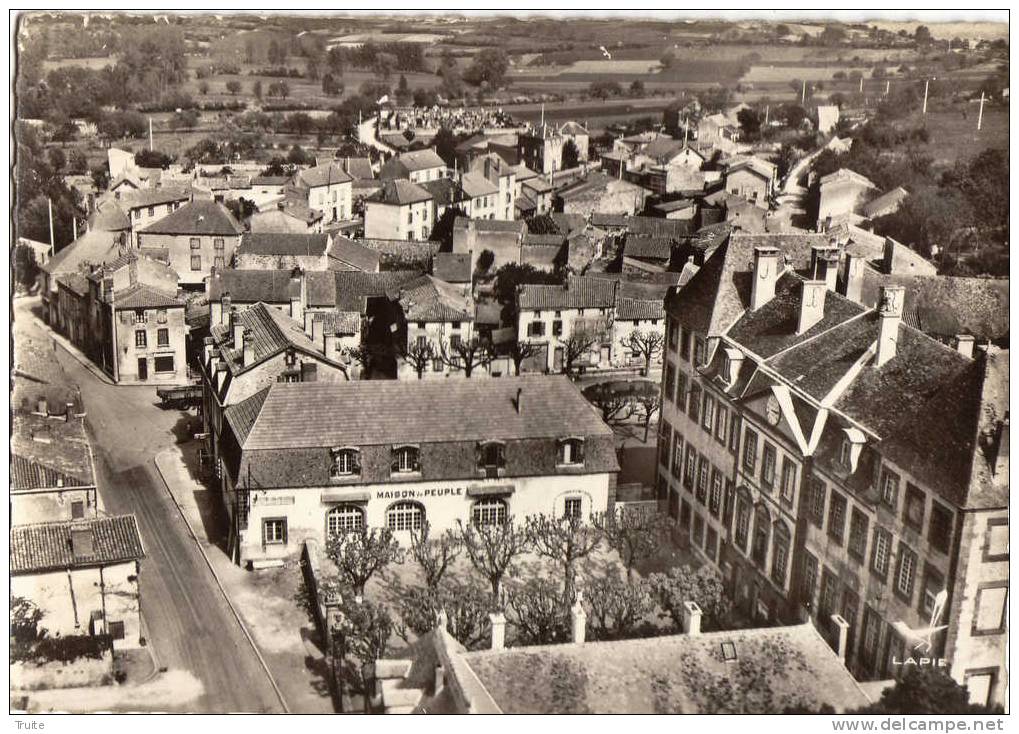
[
  {"left": 307, "top": 180, "right": 353, "bottom": 223},
  {"left": 517, "top": 307, "right": 613, "bottom": 373},
  {"left": 365, "top": 199, "right": 433, "bottom": 241}
]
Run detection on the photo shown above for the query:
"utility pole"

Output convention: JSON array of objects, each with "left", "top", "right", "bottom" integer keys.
[
  {"left": 801, "top": 79, "right": 806, "bottom": 105},
  {"left": 885, "top": 80, "right": 890, "bottom": 96},
  {"left": 764, "top": 105, "right": 769, "bottom": 127},
  {"left": 922, "top": 78, "right": 934, "bottom": 115},
  {"left": 859, "top": 76, "right": 863, "bottom": 94},
  {"left": 47, "top": 197, "right": 55, "bottom": 251},
  {"left": 977, "top": 91, "right": 985, "bottom": 131}
]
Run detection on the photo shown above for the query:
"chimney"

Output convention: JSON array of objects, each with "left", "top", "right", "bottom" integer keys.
[
  {"left": 874, "top": 285, "right": 904, "bottom": 367},
  {"left": 489, "top": 612, "right": 506, "bottom": 651},
  {"left": 233, "top": 316, "right": 244, "bottom": 351},
  {"left": 841, "top": 251, "right": 865, "bottom": 303},
  {"left": 571, "top": 592, "right": 587, "bottom": 644},
  {"left": 882, "top": 237, "right": 897, "bottom": 275},
  {"left": 434, "top": 664, "right": 445, "bottom": 695},
  {"left": 810, "top": 245, "right": 839, "bottom": 291},
  {"left": 515, "top": 388, "right": 523, "bottom": 414},
  {"left": 210, "top": 298, "right": 223, "bottom": 328},
  {"left": 221, "top": 293, "right": 232, "bottom": 323},
  {"left": 682, "top": 600, "right": 702, "bottom": 636},
  {"left": 303, "top": 310, "right": 315, "bottom": 338},
  {"left": 242, "top": 329, "right": 254, "bottom": 367},
  {"left": 994, "top": 414, "right": 1009, "bottom": 485},
  {"left": 36, "top": 396, "right": 48, "bottom": 416},
  {"left": 312, "top": 315, "right": 324, "bottom": 348},
  {"left": 750, "top": 246, "right": 780, "bottom": 311},
  {"left": 324, "top": 332, "right": 337, "bottom": 359},
  {"left": 830, "top": 614, "right": 850, "bottom": 663},
  {"left": 65, "top": 402, "right": 75, "bottom": 422},
  {"left": 797, "top": 280, "right": 827, "bottom": 334},
  {"left": 954, "top": 334, "right": 975, "bottom": 359}
]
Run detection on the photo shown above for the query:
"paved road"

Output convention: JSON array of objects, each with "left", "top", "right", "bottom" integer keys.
[{"left": 14, "top": 298, "right": 284, "bottom": 713}]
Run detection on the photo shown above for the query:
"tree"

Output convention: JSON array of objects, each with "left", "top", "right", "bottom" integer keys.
[
  {"left": 561, "top": 320, "right": 605, "bottom": 377},
  {"left": 47, "top": 148, "right": 66, "bottom": 174},
  {"left": 583, "top": 573, "right": 655, "bottom": 641},
  {"left": 10, "top": 596, "right": 45, "bottom": 642},
  {"left": 13, "top": 245, "right": 40, "bottom": 291},
  {"left": 589, "top": 80, "right": 622, "bottom": 100},
  {"left": 325, "top": 526, "right": 403, "bottom": 595},
  {"left": 632, "top": 380, "right": 661, "bottom": 442},
  {"left": 306, "top": 57, "right": 319, "bottom": 81},
  {"left": 593, "top": 506, "right": 669, "bottom": 580},
  {"left": 439, "top": 337, "right": 493, "bottom": 378},
  {"left": 400, "top": 339, "right": 435, "bottom": 380},
  {"left": 226, "top": 80, "right": 242, "bottom": 96},
  {"left": 620, "top": 329, "right": 664, "bottom": 376},
  {"left": 457, "top": 518, "right": 530, "bottom": 600},
  {"left": 396, "top": 74, "right": 410, "bottom": 104},
  {"left": 476, "top": 249, "right": 495, "bottom": 273},
  {"left": 252, "top": 80, "right": 263, "bottom": 100},
  {"left": 736, "top": 108, "right": 762, "bottom": 140},
  {"left": 286, "top": 112, "right": 314, "bottom": 137},
  {"left": 322, "top": 73, "right": 343, "bottom": 96},
  {"left": 408, "top": 521, "right": 461, "bottom": 590},
  {"left": 914, "top": 25, "right": 933, "bottom": 46},
  {"left": 135, "top": 149, "right": 173, "bottom": 169},
  {"left": 853, "top": 667, "right": 1002, "bottom": 714},
  {"left": 819, "top": 25, "right": 847, "bottom": 46},
  {"left": 505, "top": 576, "right": 570, "bottom": 645},
  {"left": 629, "top": 80, "right": 645, "bottom": 97},
  {"left": 464, "top": 48, "right": 509, "bottom": 88},
  {"left": 561, "top": 139, "right": 580, "bottom": 170},
  {"left": 647, "top": 565, "right": 732, "bottom": 632},
  {"left": 66, "top": 150, "right": 88, "bottom": 176},
  {"left": 507, "top": 340, "right": 542, "bottom": 376},
  {"left": 526, "top": 514, "right": 601, "bottom": 603},
  {"left": 492, "top": 262, "right": 561, "bottom": 305},
  {"left": 331, "top": 595, "right": 394, "bottom": 693},
  {"left": 582, "top": 382, "right": 635, "bottom": 426},
  {"left": 199, "top": 81, "right": 209, "bottom": 95},
  {"left": 395, "top": 579, "right": 492, "bottom": 650}
]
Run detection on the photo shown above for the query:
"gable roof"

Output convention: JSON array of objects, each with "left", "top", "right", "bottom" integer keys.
[
  {"left": 518, "top": 276, "right": 616, "bottom": 311},
  {"left": 432, "top": 252, "right": 472, "bottom": 284},
  {"left": 460, "top": 171, "right": 499, "bottom": 198},
  {"left": 334, "top": 270, "right": 422, "bottom": 313},
  {"left": 337, "top": 157, "right": 375, "bottom": 181},
  {"left": 11, "top": 413, "right": 94, "bottom": 491},
  {"left": 419, "top": 178, "right": 463, "bottom": 207},
  {"left": 209, "top": 269, "right": 301, "bottom": 304},
  {"left": 391, "top": 274, "right": 473, "bottom": 322},
  {"left": 819, "top": 168, "right": 878, "bottom": 191},
  {"left": 121, "top": 186, "right": 191, "bottom": 211},
  {"left": 11, "top": 515, "right": 145, "bottom": 574},
  {"left": 42, "top": 230, "right": 125, "bottom": 276},
  {"left": 453, "top": 217, "right": 526, "bottom": 235},
  {"left": 367, "top": 179, "right": 433, "bottom": 206},
  {"left": 328, "top": 236, "right": 381, "bottom": 272},
  {"left": 558, "top": 121, "right": 589, "bottom": 136},
  {"left": 380, "top": 150, "right": 446, "bottom": 180},
  {"left": 113, "top": 283, "right": 184, "bottom": 310},
  {"left": 861, "top": 186, "right": 909, "bottom": 219},
  {"left": 295, "top": 163, "right": 353, "bottom": 189},
  {"left": 624, "top": 234, "right": 674, "bottom": 261},
  {"left": 138, "top": 200, "right": 244, "bottom": 237},
  {"left": 237, "top": 233, "right": 330, "bottom": 258}
]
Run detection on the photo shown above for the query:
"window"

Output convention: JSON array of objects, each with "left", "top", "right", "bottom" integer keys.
[
  {"left": 929, "top": 503, "right": 953, "bottom": 554},
  {"left": 861, "top": 607, "right": 882, "bottom": 670},
  {"left": 134, "top": 209, "right": 141, "bottom": 220},
  {"left": 709, "top": 468, "right": 722, "bottom": 517},
  {"left": 668, "top": 322, "right": 679, "bottom": 352},
  {"left": 387, "top": 501, "right": 424, "bottom": 531},
  {"left": 263, "top": 518, "right": 287, "bottom": 545},
  {"left": 715, "top": 405, "right": 728, "bottom": 444},
  {"left": 972, "top": 584, "right": 1008, "bottom": 634},
  {"left": 693, "top": 513, "right": 705, "bottom": 546},
  {"left": 705, "top": 527, "right": 718, "bottom": 561},
  {"left": 780, "top": 458, "right": 796, "bottom": 503},
  {"left": 109, "top": 620, "right": 126, "bottom": 640},
  {"left": 134, "top": 310, "right": 147, "bottom": 324},
  {"left": 680, "top": 329, "right": 691, "bottom": 361},
  {"left": 735, "top": 497, "right": 751, "bottom": 551},
  {"left": 819, "top": 570, "right": 838, "bottom": 618},
  {"left": 214, "top": 256, "right": 225, "bottom": 270},
  {"left": 527, "top": 321, "right": 546, "bottom": 338},
  {"left": 771, "top": 523, "right": 790, "bottom": 587},
  {"left": 920, "top": 566, "right": 944, "bottom": 619},
  {"left": 191, "top": 255, "right": 202, "bottom": 271},
  {"left": 676, "top": 371, "right": 689, "bottom": 413},
  {"left": 479, "top": 442, "right": 506, "bottom": 473},
  {"left": 761, "top": 443, "right": 777, "bottom": 489},
  {"left": 751, "top": 506, "right": 770, "bottom": 567},
  {"left": 728, "top": 412, "right": 740, "bottom": 454},
  {"left": 694, "top": 336, "right": 706, "bottom": 366},
  {"left": 683, "top": 445, "right": 696, "bottom": 490},
  {"left": 407, "top": 211, "right": 414, "bottom": 224},
  {"left": 135, "top": 330, "right": 147, "bottom": 348},
  {"left": 157, "top": 309, "right": 167, "bottom": 324},
  {"left": 742, "top": 428, "right": 758, "bottom": 474},
  {"left": 848, "top": 509, "right": 869, "bottom": 562},
  {"left": 808, "top": 477, "right": 826, "bottom": 528},
  {"left": 331, "top": 448, "right": 360, "bottom": 477},
  {"left": 702, "top": 393, "right": 714, "bottom": 431},
  {"left": 827, "top": 491, "right": 847, "bottom": 544},
  {"left": 671, "top": 432, "right": 683, "bottom": 479},
  {"left": 157, "top": 328, "right": 170, "bottom": 347},
  {"left": 895, "top": 543, "right": 918, "bottom": 600},
  {"left": 696, "top": 455, "right": 709, "bottom": 504},
  {"left": 665, "top": 364, "right": 676, "bottom": 404},
  {"left": 190, "top": 237, "right": 201, "bottom": 250},
  {"left": 71, "top": 500, "right": 85, "bottom": 519},
  {"left": 801, "top": 552, "right": 819, "bottom": 611},
  {"left": 984, "top": 519, "right": 1008, "bottom": 562},
  {"left": 903, "top": 484, "right": 925, "bottom": 530},
  {"left": 472, "top": 498, "right": 508, "bottom": 526},
  {"left": 153, "top": 356, "right": 175, "bottom": 373},
  {"left": 327, "top": 505, "right": 364, "bottom": 535},
  {"left": 871, "top": 527, "right": 892, "bottom": 579},
  {"left": 658, "top": 420, "right": 671, "bottom": 468},
  {"left": 881, "top": 469, "right": 900, "bottom": 509},
  {"left": 688, "top": 383, "right": 701, "bottom": 423},
  {"left": 558, "top": 438, "right": 584, "bottom": 465},
  {"left": 449, "top": 334, "right": 462, "bottom": 350},
  {"left": 563, "top": 497, "right": 583, "bottom": 521},
  {"left": 552, "top": 319, "right": 563, "bottom": 337},
  {"left": 392, "top": 446, "right": 420, "bottom": 473},
  {"left": 214, "top": 238, "right": 225, "bottom": 250},
  {"left": 839, "top": 438, "right": 852, "bottom": 469}
]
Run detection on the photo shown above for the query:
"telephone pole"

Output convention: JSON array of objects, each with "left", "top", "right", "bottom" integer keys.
[
  {"left": 977, "top": 91, "right": 985, "bottom": 131},
  {"left": 47, "top": 198, "right": 55, "bottom": 251},
  {"left": 801, "top": 79, "right": 806, "bottom": 105},
  {"left": 922, "top": 78, "right": 935, "bottom": 115}
]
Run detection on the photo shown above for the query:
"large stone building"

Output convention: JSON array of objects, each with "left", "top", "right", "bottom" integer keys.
[
  {"left": 292, "top": 163, "right": 354, "bottom": 224},
  {"left": 218, "top": 376, "right": 618, "bottom": 567},
  {"left": 364, "top": 180, "right": 434, "bottom": 242},
  {"left": 388, "top": 274, "right": 475, "bottom": 380},
  {"left": 658, "top": 231, "right": 1008, "bottom": 707}
]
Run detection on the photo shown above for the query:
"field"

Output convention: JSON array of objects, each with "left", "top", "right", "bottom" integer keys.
[{"left": 898, "top": 104, "right": 1008, "bottom": 166}]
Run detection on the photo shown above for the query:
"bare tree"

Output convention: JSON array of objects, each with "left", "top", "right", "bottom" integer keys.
[
  {"left": 526, "top": 514, "right": 601, "bottom": 603},
  {"left": 505, "top": 576, "right": 570, "bottom": 645},
  {"left": 457, "top": 518, "right": 530, "bottom": 601},
  {"left": 620, "top": 329, "right": 665, "bottom": 375},
  {"left": 507, "top": 340, "right": 543, "bottom": 375},
  {"left": 584, "top": 573, "right": 656, "bottom": 641},
  {"left": 325, "top": 527, "right": 403, "bottom": 596},
  {"left": 408, "top": 521, "right": 461, "bottom": 590},
  {"left": 561, "top": 319, "right": 606, "bottom": 377},
  {"left": 582, "top": 382, "right": 635, "bottom": 426},
  {"left": 632, "top": 381, "right": 662, "bottom": 442},
  {"left": 593, "top": 505, "right": 670, "bottom": 580},
  {"left": 400, "top": 340, "right": 435, "bottom": 379},
  {"left": 341, "top": 344, "right": 373, "bottom": 378},
  {"left": 439, "top": 337, "right": 493, "bottom": 378}
]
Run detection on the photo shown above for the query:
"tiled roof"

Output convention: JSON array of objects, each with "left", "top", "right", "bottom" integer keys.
[
  {"left": 453, "top": 217, "right": 526, "bottom": 235},
  {"left": 328, "top": 237, "right": 381, "bottom": 272},
  {"left": 224, "top": 386, "right": 270, "bottom": 447},
  {"left": 419, "top": 178, "right": 463, "bottom": 207},
  {"left": 616, "top": 297, "right": 665, "bottom": 321},
  {"left": 651, "top": 198, "right": 696, "bottom": 214},
  {"left": 252, "top": 175, "right": 289, "bottom": 186},
  {"left": 380, "top": 149, "right": 446, "bottom": 179},
  {"left": 819, "top": 167, "right": 877, "bottom": 191},
  {"left": 367, "top": 179, "right": 433, "bottom": 206},
  {"left": 641, "top": 136, "right": 687, "bottom": 162},
  {"left": 211, "top": 302, "right": 336, "bottom": 376},
  {"left": 11, "top": 454, "right": 90, "bottom": 491},
  {"left": 316, "top": 309, "right": 362, "bottom": 336},
  {"left": 122, "top": 186, "right": 190, "bottom": 210},
  {"left": 861, "top": 186, "right": 908, "bottom": 219},
  {"left": 623, "top": 234, "right": 673, "bottom": 261},
  {"left": 459, "top": 171, "right": 499, "bottom": 198},
  {"left": 558, "top": 121, "right": 589, "bottom": 136},
  {"left": 518, "top": 276, "right": 616, "bottom": 311},
  {"left": 724, "top": 156, "right": 777, "bottom": 181},
  {"left": 89, "top": 201, "right": 131, "bottom": 232},
  {"left": 56, "top": 273, "right": 90, "bottom": 297},
  {"left": 392, "top": 274, "right": 473, "bottom": 322},
  {"left": 295, "top": 163, "right": 353, "bottom": 189},
  {"left": 461, "top": 623, "right": 870, "bottom": 714},
  {"left": 589, "top": 214, "right": 691, "bottom": 239},
  {"left": 42, "top": 230, "right": 124, "bottom": 276},
  {"left": 523, "top": 233, "right": 566, "bottom": 248},
  {"left": 11, "top": 515, "right": 145, "bottom": 574},
  {"left": 521, "top": 244, "right": 562, "bottom": 270},
  {"left": 139, "top": 200, "right": 244, "bottom": 236},
  {"left": 237, "top": 233, "right": 329, "bottom": 257},
  {"left": 241, "top": 375, "right": 613, "bottom": 450},
  {"left": 11, "top": 413, "right": 94, "bottom": 491},
  {"left": 432, "top": 252, "right": 472, "bottom": 283},
  {"left": 114, "top": 283, "right": 184, "bottom": 310},
  {"left": 334, "top": 270, "right": 422, "bottom": 313},
  {"left": 209, "top": 269, "right": 301, "bottom": 304}
]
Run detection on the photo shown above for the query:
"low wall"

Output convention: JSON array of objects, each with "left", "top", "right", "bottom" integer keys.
[{"left": 11, "top": 648, "right": 114, "bottom": 691}]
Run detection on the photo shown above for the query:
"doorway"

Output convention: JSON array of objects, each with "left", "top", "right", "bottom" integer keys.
[{"left": 137, "top": 358, "right": 148, "bottom": 381}]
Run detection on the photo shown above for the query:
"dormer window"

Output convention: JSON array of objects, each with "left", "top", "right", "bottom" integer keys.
[
  {"left": 478, "top": 441, "right": 506, "bottom": 477},
  {"left": 557, "top": 438, "right": 585, "bottom": 466},
  {"left": 330, "top": 447, "right": 360, "bottom": 478},
  {"left": 839, "top": 427, "right": 866, "bottom": 473},
  {"left": 839, "top": 438, "right": 852, "bottom": 468},
  {"left": 393, "top": 445, "right": 420, "bottom": 473}
]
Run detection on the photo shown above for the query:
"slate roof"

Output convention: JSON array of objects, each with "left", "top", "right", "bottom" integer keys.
[
  {"left": 11, "top": 515, "right": 145, "bottom": 574},
  {"left": 56, "top": 273, "right": 90, "bottom": 297},
  {"left": 237, "top": 233, "right": 329, "bottom": 258},
  {"left": 113, "top": 283, "right": 185, "bottom": 310},
  {"left": 122, "top": 187, "right": 191, "bottom": 210},
  {"left": 589, "top": 214, "right": 691, "bottom": 239},
  {"left": 368, "top": 179, "right": 433, "bottom": 206},
  {"left": 295, "top": 163, "right": 353, "bottom": 189},
  {"left": 334, "top": 270, "right": 422, "bottom": 313},
  {"left": 391, "top": 274, "right": 473, "bottom": 322},
  {"left": 209, "top": 269, "right": 299, "bottom": 304},
  {"left": 616, "top": 297, "right": 665, "bottom": 321},
  {"left": 432, "top": 252, "right": 472, "bottom": 283},
  {"left": 460, "top": 171, "right": 499, "bottom": 198},
  {"left": 138, "top": 200, "right": 244, "bottom": 237},
  {"left": 624, "top": 234, "right": 674, "bottom": 262},
  {"left": 42, "top": 230, "right": 124, "bottom": 276},
  {"left": 327, "top": 237, "right": 381, "bottom": 272},
  {"left": 337, "top": 157, "right": 374, "bottom": 181},
  {"left": 241, "top": 375, "right": 613, "bottom": 450},
  {"left": 210, "top": 302, "right": 337, "bottom": 377},
  {"left": 419, "top": 178, "right": 463, "bottom": 207},
  {"left": 461, "top": 623, "right": 870, "bottom": 714},
  {"left": 380, "top": 150, "right": 446, "bottom": 180},
  {"left": 518, "top": 276, "right": 616, "bottom": 311},
  {"left": 861, "top": 186, "right": 908, "bottom": 219}
]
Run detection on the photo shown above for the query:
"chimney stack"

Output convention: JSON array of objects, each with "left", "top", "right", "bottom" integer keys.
[
  {"left": 36, "top": 397, "right": 48, "bottom": 416},
  {"left": 65, "top": 402, "right": 75, "bottom": 422},
  {"left": 682, "top": 601, "right": 702, "bottom": 636},
  {"left": 797, "top": 280, "right": 827, "bottom": 334},
  {"left": 954, "top": 334, "right": 975, "bottom": 359},
  {"left": 489, "top": 612, "right": 506, "bottom": 651},
  {"left": 810, "top": 245, "right": 839, "bottom": 291},
  {"left": 221, "top": 293, "right": 232, "bottom": 324},
  {"left": 874, "top": 285, "right": 904, "bottom": 368},
  {"left": 571, "top": 592, "right": 587, "bottom": 644},
  {"left": 312, "top": 315, "right": 324, "bottom": 349},
  {"left": 830, "top": 614, "right": 850, "bottom": 664},
  {"left": 242, "top": 330, "right": 255, "bottom": 367},
  {"left": 750, "top": 246, "right": 780, "bottom": 311},
  {"left": 233, "top": 315, "right": 245, "bottom": 351},
  {"left": 882, "top": 237, "right": 897, "bottom": 275},
  {"left": 324, "top": 332, "right": 337, "bottom": 359},
  {"left": 304, "top": 310, "right": 315, "bottom": 338},
  {"left": 841, "top": 251, "right": 865, "bottom": 303},
  {"left": 515, "top": 387, "right": 523, "bottom": 414}
]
